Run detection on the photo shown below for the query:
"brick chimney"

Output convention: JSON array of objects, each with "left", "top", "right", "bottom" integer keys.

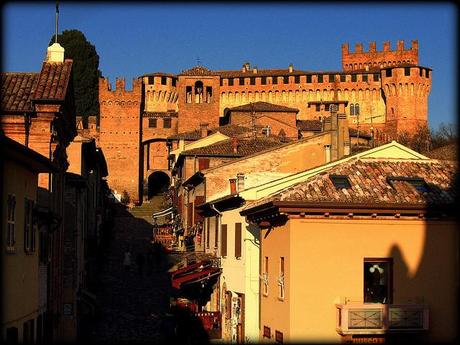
[
  {"left": 200, "top": 123, "right": 209, "bottom": 138},
  {"left": 229, "top": 178, "right": 237, "bottom": 195},
  {"left": 236, "top": 173, "right": 245, "bottom": 192},
  {"left": 231, "top": 137, "right": 238, "bottom": 153}
]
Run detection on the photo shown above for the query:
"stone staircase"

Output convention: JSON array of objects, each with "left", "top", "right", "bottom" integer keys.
[{"left": 129, "top": 196, "right": 165, "bottom": 224}]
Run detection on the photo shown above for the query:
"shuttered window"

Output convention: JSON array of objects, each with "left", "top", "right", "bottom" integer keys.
[
  {"left": 194, "top": 196, "right": 206, "bottom": 223},
  {"left": 198, "top": 158, "right": 210, "bottom": 170},
  {"left": 221, "top": 224, "right": 227, "bottom": 257},
  {"left": 235, "top": 223, "right": 242, "bottom": 258}
]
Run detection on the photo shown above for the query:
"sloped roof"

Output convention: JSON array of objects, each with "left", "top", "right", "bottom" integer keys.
[
  {"left": 33, "top": 59, "right": 73, "bottom": 101},
  {"left": 245, "top": 158, "right": 456, "bottom": 210},
  {"left": 297, "top": 119, "right": 322, "bottom": 131},
  {"left": 168, "top": 124, "right": 252, "bottom": 140},
  {"left": 179, "top": 65, "right": 218, "bottom": 76},
  {"left": 1, "top": 72, "right": 39, "bottom": 112},
  {"left": 229, "top": 101, "right": 299, "bottom": 113},
  {"left": 181, "top": 136, "right": 288, "bottom": 157}
]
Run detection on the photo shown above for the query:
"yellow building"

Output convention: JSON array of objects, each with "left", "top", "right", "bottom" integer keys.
[
  {"left": 241, "top": 155, "right": 457, "bottom": 343},
  {"left": 1, "top": 134, "right": 55, "bottom": 344}
]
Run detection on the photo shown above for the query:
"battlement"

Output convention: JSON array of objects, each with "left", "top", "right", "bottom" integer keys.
[
  {"left": 342, "top": 40, "right": 418, "bottom": 55},
  {"left": 342, "top": 40, "right": 419, "bottom": 72},
  {"left": 99, "top": 77, "right": 142, "bottom": 94}
]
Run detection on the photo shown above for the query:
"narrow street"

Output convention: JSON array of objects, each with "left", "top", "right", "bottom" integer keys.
[{"left": 83, "top": 203, "right": 210, "bottom": 344}]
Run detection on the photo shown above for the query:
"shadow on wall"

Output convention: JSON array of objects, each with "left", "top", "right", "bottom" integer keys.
[
  {"left": 386, "top": 172, "right": 459, "bottom": 343},
  {"left": 81, "top": 208, "right": 210, "bottom": 344}
]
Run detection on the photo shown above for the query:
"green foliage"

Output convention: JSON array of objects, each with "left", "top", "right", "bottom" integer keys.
[
  {"left": 431, "top": 122, "right": 457, "bottom": 149},
  {"left": 50, "top": 30, "right": 101, "bottom": 122}
]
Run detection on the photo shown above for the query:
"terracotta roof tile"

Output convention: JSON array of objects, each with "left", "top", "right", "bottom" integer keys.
[
  {"left": 33, "top": 59, "right": 73, "bottom": 101},
  {"left": 181, "top": 136, "right": 288, "bottom": 157},
  {"left": 1, "top": 72, "right": 39, "bottom": 112},
  {"left": 229, "top": 101, "right": 298, "bottom": 113},
  {"left": 249, "top": 158, "right": 457, "bottom": 208},
  {"left": 297, "top": 120, "right": 322, "bottom": 131},
  {"left": 179, "top": 65, "right": 218, "bottom": 76},
  {"left": 168, "top": 124, "right": 252, "bottom": 140},
  {"left": 143, "top": 111, "right": 178, "bottom": 118}
]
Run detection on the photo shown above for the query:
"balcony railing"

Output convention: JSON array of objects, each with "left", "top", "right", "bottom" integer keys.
[{"left": 336, "top": 303, "right": 429, "bottom": 335}]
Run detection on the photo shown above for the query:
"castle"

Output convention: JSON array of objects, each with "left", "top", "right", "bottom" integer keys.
[{"left": 92, "top": 40, "right": 431, "bottom": 203}]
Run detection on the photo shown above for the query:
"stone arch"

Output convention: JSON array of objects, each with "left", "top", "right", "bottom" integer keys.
[{"left": 147, "top": 171, "right": 170, "bottom": 199}]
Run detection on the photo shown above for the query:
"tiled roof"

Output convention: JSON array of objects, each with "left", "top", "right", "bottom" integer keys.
[
  {"left": 1, "top": 72, "right": 39, "bottom": 112},
  {"left": 179, "top": 65, "right": 218, "bottom": 76},
  {"left": 297, "top": 120, "right": 322, "bottom": 131},
  {"left": 248, "top": 158, "right": 456, "bottom": 208},
  {"left": 168, "top": 124, "right": 252, "bottom": 140},
  {"left": 181, "top": 136, "right": 288, "bottom": 157},
  {"left": 349, "top": 127, "right": 372, "bottom": 139},
  {"left": 32, "top": 59, "right": 73, "bottom": 101},
  {"left": 426, "top": 143, "right": 457, "bottom": 161},
  {"left": 229, "top": 101, "right": 298, "bottom": 113}
]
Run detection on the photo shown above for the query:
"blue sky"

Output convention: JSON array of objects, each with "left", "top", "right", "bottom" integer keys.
[{"left": 2, "top": 2, "right": 457, "bottom": 129}]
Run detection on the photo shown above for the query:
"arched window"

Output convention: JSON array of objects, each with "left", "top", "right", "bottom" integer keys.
[
  {"left": 350, "top": 104, "right": 355, "bottom": 115},
  {"left": 355, "top": 103, "right": 360, "bottom": 115},
  {"left": 194, "top": 81, "right": 203, "bottom": 103}
]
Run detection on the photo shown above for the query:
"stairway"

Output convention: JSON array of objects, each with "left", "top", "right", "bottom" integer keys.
[{"left": 129, "top": 196, "right": 165, "bottom": 224}]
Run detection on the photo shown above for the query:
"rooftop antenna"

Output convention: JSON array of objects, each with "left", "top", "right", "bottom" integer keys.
[
  {"left": 197, "top": 56, "right": 201, "bottom": 66},
  {"left": 55, "top": 1, "right": 59, "bottom": 43}
]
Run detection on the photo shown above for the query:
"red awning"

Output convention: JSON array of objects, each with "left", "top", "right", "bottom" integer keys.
[
  {"left": 171, "top": 260, "right": 212, "bottom": 279},
  {"left": 172, "top": 266, "right": 221, "bottom": 289}
]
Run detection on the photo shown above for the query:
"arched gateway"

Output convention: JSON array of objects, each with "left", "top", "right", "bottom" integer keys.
[{"left": 147, "top": 171, "right": 170, "bottom": 199}]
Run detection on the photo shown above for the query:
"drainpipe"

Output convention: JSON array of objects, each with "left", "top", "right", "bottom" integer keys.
[{"left": 210, "top": 203, "right": 222, "bottom": 257}]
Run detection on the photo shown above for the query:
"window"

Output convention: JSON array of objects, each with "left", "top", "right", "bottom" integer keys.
[
  {"left": 362, "top": 74, "right": 368, "bottom": 82},
  {"left": 426, "top": 69, "right": 430, "bottom": 78},
  {"left": 364, "top": 258, "right": 393, "bottom": 304},
  {"left": 261, "top": 76, "right": 267, "bottom": 85},
  {"left": 278, "top": 257, "right": 285, "bottom": 299},
  {"left": 283, "top": 76, "right": 289, "bottom": 84},
  {"left": 315, "top": 104, "right": 321, "bottom": 112},
  {"left": 220, "top": 78, "right": 224, "bottom": 86},
  {"left": 24, "top": 198, "right": 34, "bottom": 253},
  {"left": 221, "top": 224, "right": 227, "bottom": 257},
  {"left": 294, "top": 75, "right": 300, "bottom": 83},
  {"left": 161, "top": 76, "right": 167, "bottom": 85},
  {"left": 163, "top": 118, "right": 171, "bottom": 128},
  {"left": 186, "top": 86, "right": 192, "bottom": 103},
  {"left": 330, "top": 175, "right": 352, "bottom": 189},
  {"left": 404, "top": 67, "right": 411, "bottom": 76},
  {"left": 329, "top": 74, "right": 335, "bottom": 83},
  {"left": 350, "top": 104, "right": 355, "bottom": 116},
  {"left": 340, "top": 75, "right": 346, "bottom": 82},
  {"left": 262, "top": 256, "right": 269, "bottom": 296},
  {"left": 228, "top": 78, "right": 234, "bottom": 86},
  {"left": 206, "top": 218, "right": 210, "bottom": 248},
  {"left": 325, "top": 104, "right": 330, "bottom": 112},
  {"left": 317, "top": 74, "right": 323, "bottom": 83},
  {"left": 148, "top": 118, "right": 157, "bottom": 128},
  {"left": 172, "top": 78, "right": 176, "bottom": 87},
  {"left": 7, "top": 194, "right": 16, "bottom": 250},
  {"left": 148, "top": 76, "right": 154, "bottom": 85},
  {"left": 272, "top": 76, "right": 278, "bottom": 85},
  {"left": 275, "top": 330, "right": 283, "bottom": 344},
  {"left": 387, "top": 176, "right": 430, "bottom": 193},
  {"left": 250, "top": 77, "right": 256, "bottom": 85},
  {"left": 198, "top": 158, "right": 210, "bottom": 170},
  {"left": 373, "top": 73, "right": 380, "bottom": 81},
  {"left": 355, "top": 103, "right": 360, "bottom": 115},
  {"left": 263, "top": 326, "right": 271, "bottom": 339},
  {"left": 306, "top": 75, "right": 312, "bottom": 83},
  {"left": 351, "top": 74, "right": 357, "bottom": 82},
  {"left": 239, "top": 77, "right": 245, "bottom": 86},
  {"left": 206, "top": 86, "right": 212, "bottom": 103},
  {"left": 235, "top": 223, "right": 242, "bottom": 258},
  {"left": 386, "top": 69, "right": 392, "bottom": 77}
]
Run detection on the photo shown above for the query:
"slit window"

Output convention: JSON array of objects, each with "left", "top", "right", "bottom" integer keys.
[
  {"left": 148, "top": 76, "right": 154, "bottom": 85},
  {"left": 239, "top": 77, "right": 245, "bottom": 86},
  {"left": 340, "top": 75, "right": 346, "bottom": 82},
  {"left": 272, "top": 76, "right": 278, "bottom": 84},
  {"left": 404, "top": 67, "right": 411, "bottom": 76},
  {"left": 306, "top": 75, "right": 312, "bottom": 83},
  {"left": 283, "top": 76, "right": 289, "bottom": 84},
  {"left": 330, "top": 175, "right": 352, "bottom": 189},
  {"left": 161, "top": 76, "right": 167, "bottom": 85},
  {"left": 386, "top": 69, "right": 392, "bottom": 77},
  {"left": 250, "top": 77, "right": 256, "bottom": 85},
  {"left": 261, "top": 76, "right": 267, "bottom": 85},
  {"left": 228, "top": 78, "right": 234, "bottom": 86},
  {"left": 317, "top": 74, "right": 323, "bottom": 83},
  {"left": 329, "top": 74, "right": 335, "bottom": 83},
  {"left": 294, "top": 75, "right": 300, "bottom": 83},
  {"left": 362, "top": 74, "right": 368, "bottom": 82}
]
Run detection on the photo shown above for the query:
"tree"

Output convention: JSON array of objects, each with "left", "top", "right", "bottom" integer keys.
[
  {"left": 431, "top": 122, "right": 457, "bottom": 149},
  {"left": 50, "top": 30, "right": 101, "bottom": 124}
]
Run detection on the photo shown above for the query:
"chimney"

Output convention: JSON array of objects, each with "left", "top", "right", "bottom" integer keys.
[
  {"left": 237, "top": 173, "right": 245, "bottom": 192},
  {"left": 231, "top": 137, "right": 238, "bottom": 153},
  {"left": 229, "top": 178, "right": 237, "bottom": 195},
  {"left": 337, "top": 113, "right": 349, "bottom": 159},
  {"left": 242, "top": 64, "right": 246, "bottom": 72},
  {"left": 200, "top": 123, "right": 209, "bottom": 138},
  {"left": 46, "top": 42, "right": 65, "bottom": 63},
  {"left": 324, "top": 145, "right": 331, "bottom": 163},
  {"left": 288, "top": 63, "right": 294, "bottom": 73},
  {"left": 252, "top": 66, "right": 258, "bottom": 74},
  {"left": 245, "top": 62, "right": 251, "bottom": 72}
]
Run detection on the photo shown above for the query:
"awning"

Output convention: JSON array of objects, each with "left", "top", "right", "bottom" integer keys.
[
  {"left": 171, "top": 260, "right": 221, "bottom": 289},
  {"left": 152, "top": 206, "right": 174, "bottom": 219}
]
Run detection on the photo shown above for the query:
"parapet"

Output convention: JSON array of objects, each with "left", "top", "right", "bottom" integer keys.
[
  {"left": 343, "top": 40, "right": 418, "bottom": 54},
  {"left": 99, "top": 77, "right": 142, "bottom": 94}
]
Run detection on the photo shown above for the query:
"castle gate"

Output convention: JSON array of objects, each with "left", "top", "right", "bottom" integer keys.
[{"left": 147, "top": 171, "right": 170, "bottom": 200}]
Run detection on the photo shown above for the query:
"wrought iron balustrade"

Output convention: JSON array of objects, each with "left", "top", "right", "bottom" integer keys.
[{"left": 336, "top": 303, "right": 429, "bottom": 335}]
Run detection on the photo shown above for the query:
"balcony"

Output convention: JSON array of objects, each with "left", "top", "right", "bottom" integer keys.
[{"left": 336, "top": 303, "right": 429, "bottom": 335}]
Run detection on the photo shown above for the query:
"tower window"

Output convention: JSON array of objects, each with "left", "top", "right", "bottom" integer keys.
[
  {"left": 250, "top": 77, "right": 256, "bottom": 85},
  {"left": 228, "top": 78, "right": 234, "bottom": 86},
  {"left": 386, "top": 69, "right": 392, "bottom": 77},
  {"left": 294, "top": 75, "right": 300, "bottom": 83},
  {"left": 317, "top": 74, "right": 323, "bottom": 83},
  {"left": 350, "top": 104, "right": 355, "bottom": 116},
  {"left": 340, "top": 75, "right": 346, "bottom": 82},
  {"left": 161, "top": 76, "right": 167, "bottom": 85},
  {"left": 163, "top": 118, "right": 171, "bottom": 128},
  {"left": 426, "top": 69, "right": 430, "bottom": 78},
  {"left": 283, "top": 76, "right": 289, "bottom": 84},
  {"left": 306, "top": 75, "right": 312, "bottom": 83},
  {"left": 148, "top": 118, "right": 157, "bottom": 128},
  {"left": 148, "top": 76, "right": 154, "bottom": 85},
  {"left": 272, "top": 76, "right": 278, "bottom": 85},
  {"left": 172, "top": 78, "right": 176, "bottom": 87},
  {"left": 261, "top": 76, "right": 267, "bottom": 85},
  {"left": 351, "top": 74, "right": 357, "bottom": 82},
  {"left": 373, "top": 74, "right": 380, "bottom": 81},
  {"left": 186, "top": 86, "right": 192, "bottom": 103},
  {"left": 404, "top": 67, "right": 411, "bottom": 76},
  {"left": 239, "top": 77, "right": 245, "bottom": 86},
  {"left": 355, "top": 103, "right": 360, "bottom": 115},
  {"left": 329, "top": 74, "right": 335, "bottom": 83},
  {"left": 362, "top": 74, "right": 368, "bottom": 82}
]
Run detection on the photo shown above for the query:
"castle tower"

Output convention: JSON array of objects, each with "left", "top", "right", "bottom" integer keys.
[
  {"left": 381, "top": 65, "right": 431, "bottom": 136},
  {"left": 177, "top": 66, "right": 221, "bottom": 133},
  {"left": 342, "top": 40, "right": 419, "bottom": 71},
  {"left": 98, "top": 77, "right": 142, "bottom": 202}
]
